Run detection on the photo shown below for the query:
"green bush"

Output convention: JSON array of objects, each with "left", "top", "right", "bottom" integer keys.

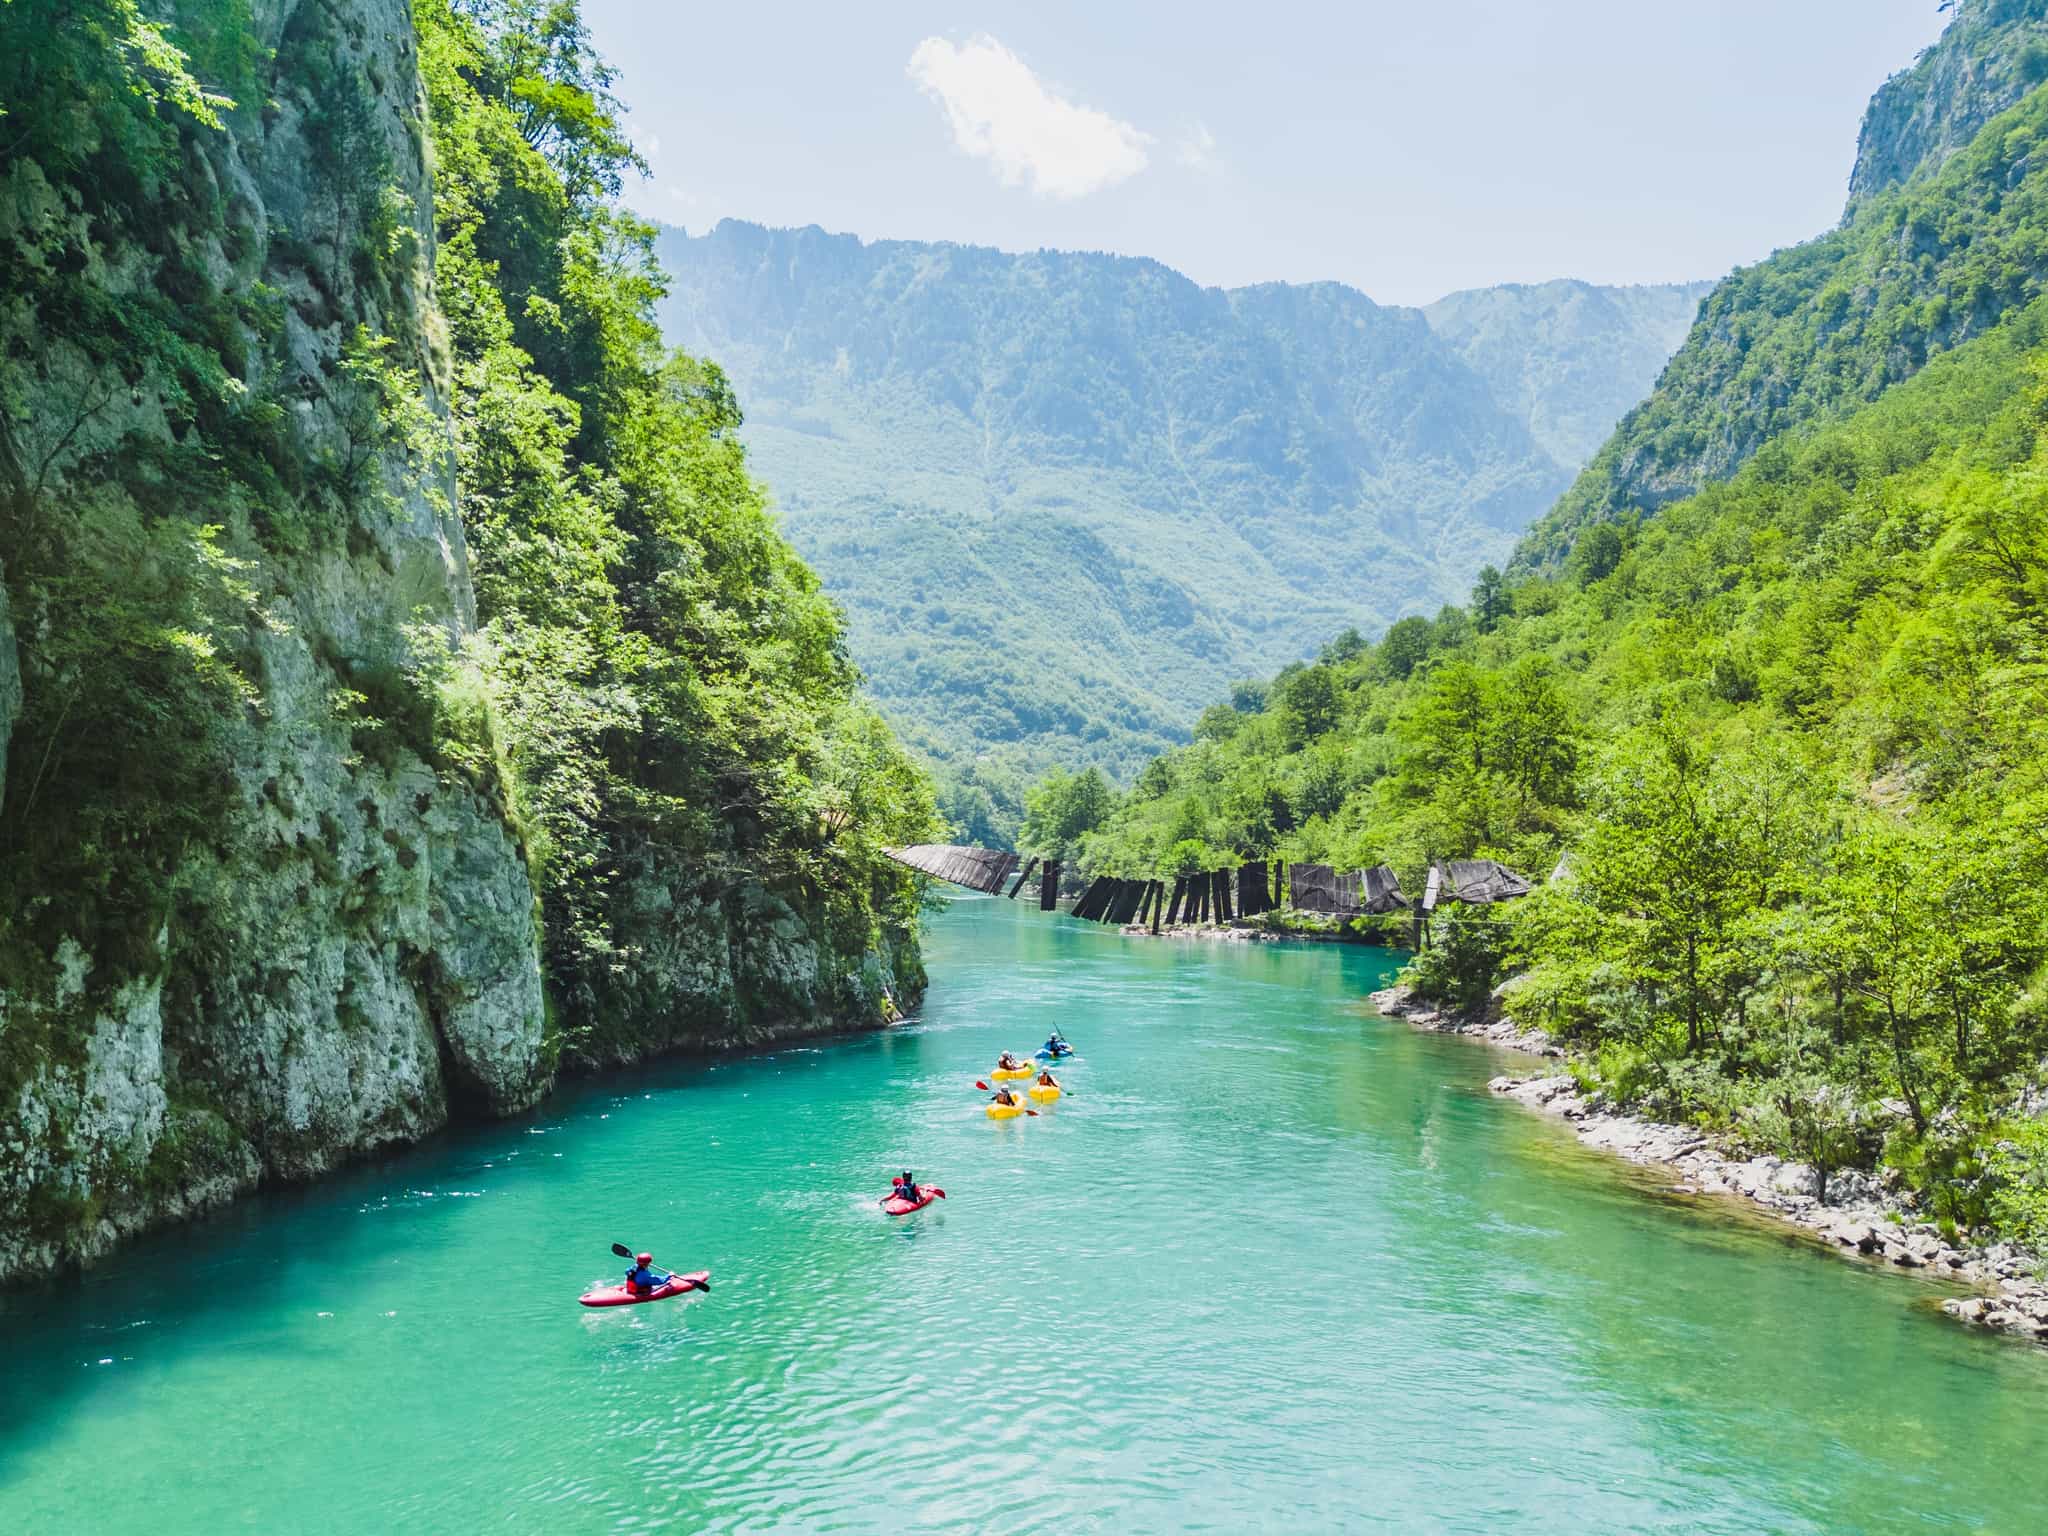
[{"left": 1405, "top": 912, "right": 1505, "bottom": 1015}]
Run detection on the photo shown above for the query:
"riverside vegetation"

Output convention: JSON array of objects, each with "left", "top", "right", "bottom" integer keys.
[
  {"left": 0, "top": 0, "right": 935, "bottom": 1280},
  {"left": 1034, "top": 0, "right": 2048, "bottom": 1255}
]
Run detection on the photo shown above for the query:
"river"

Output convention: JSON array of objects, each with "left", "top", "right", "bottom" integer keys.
[{"left": 2, "top": 897, "right": 2045, "bottom": 1531}]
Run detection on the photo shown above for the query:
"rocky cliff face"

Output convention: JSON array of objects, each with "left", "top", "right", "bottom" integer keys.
[
  {"left": 0, "top": 0, "right": 916, "bottom": 1285},
  {"left": 0, "top": 0, "right": 548, "bottom": 1282},
  {"left": 1847, "top": 0, "right": 2048, "bottom": 210},
  {"left": 1512, "top": 1, "right": 2048, "bottom": 570},
  {"left": 580, "top": 859, "right": 924, "bottom": 1070}
]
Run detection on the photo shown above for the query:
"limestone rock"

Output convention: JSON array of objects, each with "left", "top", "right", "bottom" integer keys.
[
  {"left": 1847, "top": 3, "right": 2048, "bottom": 210},
  {"left": 0, "top": 0, "right": 545, "bottom": 1281}
]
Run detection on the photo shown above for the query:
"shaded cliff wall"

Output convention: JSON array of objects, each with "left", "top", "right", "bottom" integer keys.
[{"left": 0, "top": 0, "right": 921, "bottom": 1283}]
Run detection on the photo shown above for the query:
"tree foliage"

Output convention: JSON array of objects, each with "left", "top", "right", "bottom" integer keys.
[
  {"left": 416, "top": 0, "right": 938, "bottom": 1024},
  {"left": 1055, "top": 293, "right": 2048, "bottom": 1232}
]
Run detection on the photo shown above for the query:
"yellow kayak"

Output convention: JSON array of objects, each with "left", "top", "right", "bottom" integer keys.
[
  {"left": 986, "top": 1098, "right": 1028, "bottom": 1119},
  {"left": 1027, "top": 1084, "right": 1061, "bottom": 1103},
  {"left": 990, "top": 1064, "right": 1034, "bottom": 1081}
]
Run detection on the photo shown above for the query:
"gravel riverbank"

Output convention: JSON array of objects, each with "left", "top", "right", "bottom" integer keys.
[{"left": 1370, "top": 982, "right": 2048, "bottom": 1349}]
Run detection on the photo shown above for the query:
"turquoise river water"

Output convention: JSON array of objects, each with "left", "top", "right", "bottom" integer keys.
[{"left": 4, "top": 897, "right": 2048, "bottom": 1532}]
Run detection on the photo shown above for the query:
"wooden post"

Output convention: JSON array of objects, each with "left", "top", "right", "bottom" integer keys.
[
  {"left": 1274, "top": 860, "right": 1285, "bottom": 912},
  {"left": 1040, "top": 860, "right": 1061, "bottom": 911},
  {"left": 1409, "top": 896, "right": 1424, "bottom": 951},
  {"left": 1149, "top": 880, "right": 1164, "bottom": 934},
  {"left": 1214, "top": 869, "right": 1233, "bottom": 924},
  {"left": 1166, "top": 877, "right": 1184, "bottom": 925},
  {"left": 1007, "top": 856, "right": 1039, "bottom": 899}
]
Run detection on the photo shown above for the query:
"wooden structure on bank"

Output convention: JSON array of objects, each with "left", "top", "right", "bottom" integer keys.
[
  {"left": 884, "top": 844, "right": 1019, "bottom": 895},
  {"left": 1421, "top": 859, "right": 1534, "bottom": 910},
  {"left": 888, "top": 840, "right": 1536, "bottom": 947}
]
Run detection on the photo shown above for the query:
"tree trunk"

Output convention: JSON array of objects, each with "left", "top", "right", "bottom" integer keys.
[
  {"left": 1887, "top": 1000, "right": 1928, "bottom": 1135},
  {"left": 1685, "top": 933, "right": 1700, "bottom": 1055}
]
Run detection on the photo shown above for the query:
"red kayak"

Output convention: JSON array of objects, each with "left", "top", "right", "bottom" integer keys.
[
  {"left": 881, "top": 1184, "right": 945, "bottom": 1215},
  {"left": 578, "top": 1269, "right": 710, "bottom": 1307}
]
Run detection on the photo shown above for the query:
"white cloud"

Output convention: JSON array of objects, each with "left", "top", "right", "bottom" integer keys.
[
  {"left": 1176, "top": 121, "right": 1219, "bottom": 172},
  {"left": 907, "top": 35, "right": 1150, "bottom": 199}
]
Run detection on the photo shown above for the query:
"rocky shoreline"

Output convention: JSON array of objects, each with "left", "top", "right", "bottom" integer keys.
[{"left": 1370, "top": 982, "right": 2048, "bottom": 1349}]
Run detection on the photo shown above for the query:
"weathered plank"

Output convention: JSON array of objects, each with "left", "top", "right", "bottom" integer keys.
[
  {"left": 884, "top": 844, "right": 1018, "bottom": 895},
  {"left": 1440, "top": 859, "right": 1534, "bottom": 904}
]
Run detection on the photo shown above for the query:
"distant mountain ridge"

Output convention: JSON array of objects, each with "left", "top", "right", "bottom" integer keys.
[
  {"left": 653, "top": 221, "right": 1704, "bottom": 831},
  {"left": 1424, "top": 279, "right": 1712, "bottom": 468}
]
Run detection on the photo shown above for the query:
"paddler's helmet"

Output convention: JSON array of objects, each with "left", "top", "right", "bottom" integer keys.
[{"left": 636, "top": 1252, "right": 652, "bottom": 1266}]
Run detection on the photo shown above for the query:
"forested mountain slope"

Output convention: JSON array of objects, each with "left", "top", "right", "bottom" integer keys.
[
  {"left": 655, "top": 223, "right": 1702, "bottom": 837},
  {"left": 0, "top": 0, "right": 931, "bottom": 1282},
  {"left": 1066, "top": 289, "right": 2048, "bottom": 1242},
  {"left": 1519, "top": 0, "right": 2048, "bottom": 569},
  {"left": 1057, "top": 8, "right": 2048, "bottom": 1246}
]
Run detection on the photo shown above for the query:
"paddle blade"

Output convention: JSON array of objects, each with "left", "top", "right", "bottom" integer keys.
[
  {"left": 974, "top": 1080, "right": 990, "bottom": 1091},
  {"left": 934, "top": 1188, "right": 946, "bottom": 1199},
  {"left": 1026, "top": 1109, "right": 1040, "bottom": 1116},
  {"left": 611, "top": 1242, "right": 633, "bottom": 1259}
]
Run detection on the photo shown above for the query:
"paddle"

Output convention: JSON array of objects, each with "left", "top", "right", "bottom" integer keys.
[
  {"left": 608, "top": 1242, "right": 709, "bottom": 1290},
  {"left": 973, "top": 1083, "right": 1040, "bottom": 1116},
  {"left": 980, "top": 1077, "right": 1067, "bottom": 1100}
]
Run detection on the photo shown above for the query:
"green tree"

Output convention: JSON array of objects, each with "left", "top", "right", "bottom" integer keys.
[
  {"left": 1471, "top": 564, "right": 1508, "bottom": 632},
  {"left": 1020, "top": 766, "right": 1118, "bottom": 862},
  {"left": 1377, "top": 615, "right": 1432, "bottom": 680},
  {"left": 1273, "top": 664, "right": 1340, "bottom": 750}
]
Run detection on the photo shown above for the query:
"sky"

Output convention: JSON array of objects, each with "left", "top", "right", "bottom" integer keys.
[{"left": 581, "top": 0, "right": 1952, "bottom": 307}]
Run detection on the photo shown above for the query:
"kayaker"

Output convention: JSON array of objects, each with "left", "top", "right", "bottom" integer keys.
[
  {"left": 1042, "top": 1034, "right": 1067, "bottom": 1057},
  {"left": 1035, "top": 1069, "right": 1060, "bottom": 1089},
  {"left": 625, "top": 1252, "right": 660, "bottom": 1294},
  {"left": 991, "top": 1087, "right": 1018, "bottom": 1107},
  {"left": 997, "top": 1051, "right": 1022, "bottom": 1071},
  {"left": 896, "top": 1169, "right": 917, "bottom": 1197}
]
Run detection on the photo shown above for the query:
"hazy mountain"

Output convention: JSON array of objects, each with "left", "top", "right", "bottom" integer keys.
[
  {"left": 653, "top": 222, "right": 1704, "bottom": 827},
  {"left": 1424, "top": 279, "right": 1712, "bottom": 468}
]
